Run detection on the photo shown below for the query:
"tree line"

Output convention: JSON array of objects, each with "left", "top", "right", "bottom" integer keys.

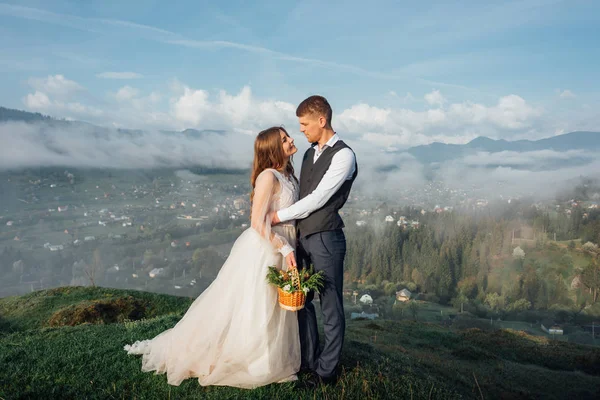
[{"left": 344, "top": 202, "right": 600, "bottom": 313}]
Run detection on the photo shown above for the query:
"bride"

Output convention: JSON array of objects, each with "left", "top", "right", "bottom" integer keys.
[{"left": 124, "top": 127, "right": 301, "bottom": 388}]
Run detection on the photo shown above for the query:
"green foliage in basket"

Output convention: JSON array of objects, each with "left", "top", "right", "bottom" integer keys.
[{"left": 266, "top": 265, "right": 325, "bottom": 294}]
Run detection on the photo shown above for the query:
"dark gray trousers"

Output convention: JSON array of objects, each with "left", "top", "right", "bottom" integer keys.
[{"left": 297, "top": 229, "right": 346, "bottom": 378}]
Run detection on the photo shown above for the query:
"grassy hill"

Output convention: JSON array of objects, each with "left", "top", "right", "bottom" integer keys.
[{"left": 1, "top": 287, "right": 600, "bottom": 399}]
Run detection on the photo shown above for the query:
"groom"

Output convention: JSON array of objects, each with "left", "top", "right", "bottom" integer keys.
[{"left": 272, "top": 95, "right": 358, "bottom": 385}]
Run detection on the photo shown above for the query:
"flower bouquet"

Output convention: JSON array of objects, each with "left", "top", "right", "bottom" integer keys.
[{"left": 266, "top": 265, "right": 325, "bottom": 311}]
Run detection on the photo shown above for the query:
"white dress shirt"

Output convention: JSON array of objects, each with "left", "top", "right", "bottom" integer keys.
[{"left": 277, "top": 133, "right": 356, "bottom": 222}]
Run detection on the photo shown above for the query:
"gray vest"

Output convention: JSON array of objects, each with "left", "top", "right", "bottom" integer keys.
[{"left": 297, "top": 140, "right": 357, "bottom": 238}]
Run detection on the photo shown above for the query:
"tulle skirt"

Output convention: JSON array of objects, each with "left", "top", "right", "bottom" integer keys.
[{"left": 124, "top": 226, "right": 300, "bottom": 388}]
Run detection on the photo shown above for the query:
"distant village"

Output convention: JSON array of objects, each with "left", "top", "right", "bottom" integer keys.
[{"left": 1, "top": 169, "right": 599, "bottom": 300}]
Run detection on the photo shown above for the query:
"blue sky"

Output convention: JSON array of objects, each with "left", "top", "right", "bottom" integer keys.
[{"left": 0, "top": 0, "right": 598, "bottom": 148}]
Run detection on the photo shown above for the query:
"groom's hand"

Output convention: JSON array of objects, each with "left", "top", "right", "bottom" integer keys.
[{"left": 271, "top": 212, "right": 281, "bottom": 225}]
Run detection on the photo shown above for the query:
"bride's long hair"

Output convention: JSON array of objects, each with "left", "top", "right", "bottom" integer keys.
[{"left": 250, "top": 126, "right": 298, "bottom": 205}]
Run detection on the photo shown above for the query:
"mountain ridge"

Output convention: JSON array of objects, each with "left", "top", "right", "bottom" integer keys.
[
  {"left": 406, "top": 131, "right": 600, "bottom": 164},
  {"left": 2, "top": 105, "right": 599, "bottom": 168},
  {"left": 0, "top": 106, "right": 226, "bottom": 138}
]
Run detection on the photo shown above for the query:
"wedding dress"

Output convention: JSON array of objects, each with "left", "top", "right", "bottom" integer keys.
[{"left": 124, "top": 169, "right": 300, "bottom": 388}]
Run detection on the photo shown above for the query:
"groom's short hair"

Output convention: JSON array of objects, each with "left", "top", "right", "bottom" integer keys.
[{"left": 296, "top": 95, "right": 332, "bottom": 126}]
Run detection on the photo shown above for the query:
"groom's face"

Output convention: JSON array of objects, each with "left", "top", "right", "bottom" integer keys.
[{"left": 298, "top": 114, "right": 325, "bottom": 144}]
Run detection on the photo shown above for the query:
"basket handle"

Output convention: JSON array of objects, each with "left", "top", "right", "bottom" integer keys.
[{"left": 289, "top": 267, "right": 301, "bottom": 291}]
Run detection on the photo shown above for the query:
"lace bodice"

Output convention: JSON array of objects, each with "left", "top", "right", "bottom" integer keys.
[
  {"left": 270, "top": 169, "right": 299, "bottom": 221},
  {"left": 250, "top": 169, "right": 298, "bottom": 257}
]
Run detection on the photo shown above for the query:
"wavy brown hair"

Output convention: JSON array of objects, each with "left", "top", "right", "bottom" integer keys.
[{"left": 250, "top": 126, "right": 298, "bottom": 205}]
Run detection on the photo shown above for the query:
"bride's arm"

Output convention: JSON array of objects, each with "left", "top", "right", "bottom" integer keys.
[{"left": 251, "top": 170, "right": 294, "bottom": 257}]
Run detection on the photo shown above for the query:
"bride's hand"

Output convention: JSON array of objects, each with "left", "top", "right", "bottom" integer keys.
[{"left": 285, "top": 251, "right": 297, "bottom": 269}]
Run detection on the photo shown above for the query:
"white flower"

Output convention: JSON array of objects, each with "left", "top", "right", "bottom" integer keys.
[
  {"left": 283, "top": 284, "right": 292, "bottom": 293},
  {"left": 302, "top": 287, "right": 309, "bottom": 294}
]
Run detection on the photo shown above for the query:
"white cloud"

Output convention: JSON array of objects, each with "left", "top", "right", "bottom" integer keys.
[
  {"left": 23, "top": 75, "right": 104, "bottom": 120},
  {"left": 21, "top": 75, "right": 548, "bottom": 150},
  {"left": 461, "top": 149, "right": 591, "bottom": 167},
  {"left": 217, "top": 86, "right": 253, "bottom": 126},
  {"left": 27, "top": 74, "right": 83, "bottom": 98},
  {"left": 0, "top": 121, "right": 252, "bottom": 170},
  {"left": 23, "top": 90, "right": 103, "bottom": 118},
  {"left": 97, "top": 71, "right": 143, "bottom": 79},
  {"left": 171, "top": 87, "right": 210, "bottom": 126},
  {"left": 169, "top": 85, "right": 296, "bottom": 132},
  {"left": 23, "top": 75, "right": 171, "bottom": 128},
  {"left": 559, "top": 89, "right": 576, "bottom": 99},
  {"left": 450, "top": 95, "right": 543, "bottom": 130},
  {"left": 389, "top": 91, "right": 415, "bottom": 104},
  {"left": 112, "top": 87, "right": 162, "bottom": 116},
  {"left": 8, "top": 77, "right": 600, "bottom": 204},
  {"left": 424, "top": 89, "right": 446, "bottom": 106},
  {"left": 338, "top": 94, "right": 545, "bottom": 147},
  {"left": 338, "top": 104, "right": 391, "bottom": 132},
  {"left": 432, "top": 152, "right": 600, "bottom": 200},
  {"left": 402, "top": 92, "right": 415, "bottom": 103},
  {"left": 114, "top": 86, "right": 140, "bottom": 102},
  {"left": 490, "top": 95, "right": 543, "bottom": 129},
  {"left": 18, "top": 75, "right": 582, "bottom": 156},
  {"left": 148, "top": 92, "right": 161, "bottom": 103},
  {"left": 64, "top": 102, "right": 103, "bottom": 116},
  {"left": 24, "top": 91, "right": 52, "bottom": 109}
]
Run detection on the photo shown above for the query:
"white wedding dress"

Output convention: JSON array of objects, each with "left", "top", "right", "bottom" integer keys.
[{"left": 124, "top": 169, "right": 300, "bottom": 389}]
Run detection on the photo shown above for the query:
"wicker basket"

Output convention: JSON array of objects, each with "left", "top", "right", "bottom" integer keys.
[{"left": 277, "top": 267, "right": 306, "bottom": 311}]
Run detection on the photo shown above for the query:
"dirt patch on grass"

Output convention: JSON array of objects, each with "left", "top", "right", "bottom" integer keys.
[
  {"left": 365, "top": 322, "right": 384, "bottom": 331},
  {"left": 47, "top": 296, "right": 146, "bottom": 327}
]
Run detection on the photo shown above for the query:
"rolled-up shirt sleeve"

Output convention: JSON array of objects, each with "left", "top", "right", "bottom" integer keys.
[{"left": 277, "top": 148, "right": 355, "bottom": 222}]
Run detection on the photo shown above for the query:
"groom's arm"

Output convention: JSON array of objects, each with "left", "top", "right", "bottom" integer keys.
[{"left": 276, "top": 148, "right": 356, "bottom": 223}]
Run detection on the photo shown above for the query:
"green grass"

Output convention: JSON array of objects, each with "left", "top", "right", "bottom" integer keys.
[
  {"left": 553, "top": 239, "right": 582, "bottom": 246},
  {"left": 412, "top": 301, "right": 457, "bottom": 322},
  {"left": 0, "top": 286, "right": 193, "bottom": 331},
  {"left": 1, "top": 287, "right": 600, "bottom": 399}
]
